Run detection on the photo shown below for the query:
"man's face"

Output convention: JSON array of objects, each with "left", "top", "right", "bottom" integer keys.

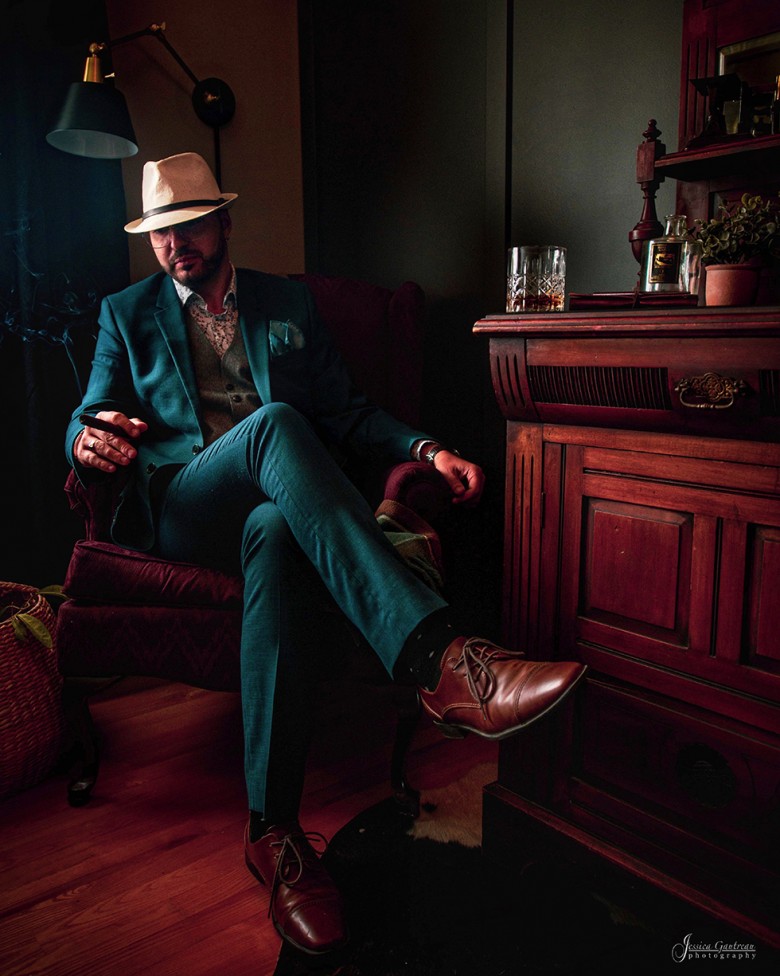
[{"left": 148, "top": 211, "right": 230, "bottom": 289}]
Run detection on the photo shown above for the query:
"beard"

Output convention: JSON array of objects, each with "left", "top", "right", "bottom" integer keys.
[{"left": 167, "top": 232, "right": 228, "bottom": 290}]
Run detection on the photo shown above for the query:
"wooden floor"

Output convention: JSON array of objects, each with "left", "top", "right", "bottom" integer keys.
[{"left": 0, "top": 676, "right": 496, "bottom": 976}]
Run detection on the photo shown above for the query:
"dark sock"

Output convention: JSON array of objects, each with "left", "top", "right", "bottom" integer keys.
[
  {"left": 395, "top": 608, "right": 458, "bottom": 691},
  {"left": 249, "top": 809, "right": 300, "bottom": 842},
  {"left": 249, "top": 810, "right": 270, "bottom": 843}
]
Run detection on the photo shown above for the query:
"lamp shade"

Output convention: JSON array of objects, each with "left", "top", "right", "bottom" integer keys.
[{"left": 46, "top": 82, "right": 138, "bottom": 159}]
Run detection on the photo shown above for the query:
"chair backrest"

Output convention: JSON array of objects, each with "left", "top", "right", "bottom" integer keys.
[{"left": 289, "top": 274, "right": 425, "bottom": 428}]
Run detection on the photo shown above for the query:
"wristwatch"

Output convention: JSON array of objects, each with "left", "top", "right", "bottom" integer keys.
[{"left": 424, "top": 443, "right": 459, "bottom": 465}]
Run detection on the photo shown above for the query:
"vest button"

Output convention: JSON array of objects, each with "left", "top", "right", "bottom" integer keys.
[
  {"left": 146, "top": 463, "right": 156, "bottom": 474},
  {"left": 225, "top": 383, "right": 235, "bottom": 391},
  {"left": 192, "top": 444, "right": 202, "bottom": 455},
  {"left": 231, "top": 394, "right": 242, "bottom": 403}
]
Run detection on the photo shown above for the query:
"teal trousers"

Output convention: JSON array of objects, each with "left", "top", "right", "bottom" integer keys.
[{"left": 155, "top": 403, "right": 447, "bottom": 814}]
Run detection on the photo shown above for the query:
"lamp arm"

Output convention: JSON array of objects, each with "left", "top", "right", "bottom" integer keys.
[
  {"left": 148, "top": 24, "right": 200, "bottom": 87},
  {"left": 96, "top": 23, "right": 199, "bottom": 88},
  {"left": 80, "top": 22, "right": 236, "bottom": 184}
]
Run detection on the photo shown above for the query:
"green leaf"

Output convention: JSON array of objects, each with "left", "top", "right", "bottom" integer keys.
[
  {"left": 11, "top": 616, "right": 27, "bottom": 641},
  {"left": 15, "top": 613, "right": 53, "bottom": 648},
  {"left": 39, "top": 584, "right": 67, "bottom": 603}
]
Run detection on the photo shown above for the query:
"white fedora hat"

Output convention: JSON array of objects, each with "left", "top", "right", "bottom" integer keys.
[{"left": 124, "top": 152, "right": 237, "bottom": 234}]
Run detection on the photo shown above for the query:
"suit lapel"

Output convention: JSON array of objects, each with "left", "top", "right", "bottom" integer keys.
[
  {"left": 237, "top": 269, "right": 272, "bottom": 404},
  {"left": 154, "top": 276, "right": 202, "bottom": 426}
]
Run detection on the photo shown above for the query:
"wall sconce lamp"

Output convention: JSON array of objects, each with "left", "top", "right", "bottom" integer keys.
[{"left": 46, "top": 22, "right": 236, "bottom": 184}]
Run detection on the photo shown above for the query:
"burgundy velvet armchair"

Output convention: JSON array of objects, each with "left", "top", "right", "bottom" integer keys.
[{"left": 56, "top": 274, "right": 452, "bottom": 811}]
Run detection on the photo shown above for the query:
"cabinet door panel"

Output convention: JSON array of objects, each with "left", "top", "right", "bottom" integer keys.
[
  {"left": 582, "top": 499, "right": 691, "bottom": 636},
  {"left": 559, "top": 440, "right": 780, "bottom": 729},
  {"left": 747, "top": 526, "right": 780, "bottom": 667},
  {"left": 561, "top": 446, "right": 715, "bottom": 661}
]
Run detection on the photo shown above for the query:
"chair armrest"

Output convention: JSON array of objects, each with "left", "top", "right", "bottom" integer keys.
[
  {"left": 64, "top": 469, "right": 123, "bottom": 542},
  {"left": 381, "top": 462, "right": 453, "bottom": 527}
]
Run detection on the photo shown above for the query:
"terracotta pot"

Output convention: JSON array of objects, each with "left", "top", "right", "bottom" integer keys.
[{"left": 703, "top": 263, "right": 760, "bottom": 307}]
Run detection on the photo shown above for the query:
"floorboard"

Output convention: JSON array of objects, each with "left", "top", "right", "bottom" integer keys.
[{"left": 0, "top": 676, "right": 496, "bottom": 976}]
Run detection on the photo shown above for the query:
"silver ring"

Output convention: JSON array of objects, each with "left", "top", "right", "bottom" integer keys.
[{"left": 89, "top": 439, "right": 97, "bottom": 451}]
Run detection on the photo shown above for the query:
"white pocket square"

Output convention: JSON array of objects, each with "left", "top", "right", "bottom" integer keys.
[{"left": 269, "top": 319, "right": 305, "bottom": 357}]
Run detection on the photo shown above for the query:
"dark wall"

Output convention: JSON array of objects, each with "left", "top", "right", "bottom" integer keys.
[
  {"left": 299, "top": 0, "right": 505, "bottom": 431},
  {"left": 511, "top": 0, "right": 681, "bottom": 296}
]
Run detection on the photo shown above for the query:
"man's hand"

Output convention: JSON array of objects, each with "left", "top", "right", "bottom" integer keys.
[
  {"left": 74, "top": 411, "right": 148, "bottom": 473},
  {"left": 432, "top": 450, "right": 485, "bottom": 507}
]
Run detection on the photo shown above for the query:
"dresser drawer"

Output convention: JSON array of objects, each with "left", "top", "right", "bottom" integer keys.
[
  {"left": 479, "top": 308, "right": 780, "bottom": 440},
  {"left": 575, "top": 677, "right": 780, "bottom": 864}
]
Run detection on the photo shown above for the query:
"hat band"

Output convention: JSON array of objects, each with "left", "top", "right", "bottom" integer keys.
[{"left": 142, "top": 197, "right": 226, "bottom": 220}]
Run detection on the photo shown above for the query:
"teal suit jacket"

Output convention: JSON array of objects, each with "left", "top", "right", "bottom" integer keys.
[{"left": 66, "top": 269, "right": 429, "bottom": 550}]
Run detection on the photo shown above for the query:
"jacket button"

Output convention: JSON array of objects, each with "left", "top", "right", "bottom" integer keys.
[
  {"left": 146, "top": 463, "right": 156, "bottom": 474},
  {"left": 192, "top": 444, "right": 202, "bottom": 455},
  {"left": 231, "top": 394, "right": 242, "bottom": 403}
]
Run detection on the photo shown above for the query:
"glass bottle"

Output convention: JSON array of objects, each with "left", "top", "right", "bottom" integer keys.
[
  {"left": 771, "top": 74, "right": 780, "bottom": 135},
  {"left": 640, "top": 214, "right": 699, "bottom": 294}
]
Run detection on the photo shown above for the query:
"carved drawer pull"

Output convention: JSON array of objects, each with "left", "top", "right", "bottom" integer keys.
[{"left": 674, "top": 371, "right": 748, "bottom": 410}]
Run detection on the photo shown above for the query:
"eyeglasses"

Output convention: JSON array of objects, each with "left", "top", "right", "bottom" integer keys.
[{"left": 146, "top": 215, "right": 213, "bottom": 249}]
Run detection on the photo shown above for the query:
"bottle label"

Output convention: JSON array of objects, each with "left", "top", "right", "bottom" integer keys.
[{"left": 649, "top": 242, "right": 682, "bottom": 284}]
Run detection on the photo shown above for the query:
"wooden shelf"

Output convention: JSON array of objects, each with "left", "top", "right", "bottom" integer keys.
[{"left": 656, "top": 133, "right": 780, "bottom": 182}]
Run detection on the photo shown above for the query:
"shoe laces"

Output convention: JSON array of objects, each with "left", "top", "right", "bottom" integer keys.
[
  {"left": 451, "top": 637, "right": 526, "bottom": 714},
  {"left": 267, "top": 827, "right": 328, "bottom": 916}
]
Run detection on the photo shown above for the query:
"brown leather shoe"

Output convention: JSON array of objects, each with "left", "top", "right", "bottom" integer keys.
[
  {"left": 419, "top": 636, "right": 587, "bottom": 739},
  {"left": 244, "top": 821, "right": 348, "bottom": 955}
]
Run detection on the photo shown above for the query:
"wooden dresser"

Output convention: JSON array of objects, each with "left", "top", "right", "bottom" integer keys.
[{"left": 474, "top": 307, "right": 780, "bottom": 946}]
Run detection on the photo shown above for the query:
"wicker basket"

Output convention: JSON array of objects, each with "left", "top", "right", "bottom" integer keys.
[{"left": 0, "top": 582, "right": 64, "bottom": 799}]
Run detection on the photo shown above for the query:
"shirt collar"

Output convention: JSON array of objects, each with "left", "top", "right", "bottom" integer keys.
[{"left": 173, "top": 263, "right": 237, "bottom": 311}]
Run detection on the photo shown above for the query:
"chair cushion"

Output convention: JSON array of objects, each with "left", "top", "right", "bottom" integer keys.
[
  {"left": 63, "top": 540, "right": 243, "bottom": 608},
  {"left": 56, "top": 601, "right": 242, "bottom": 689}
]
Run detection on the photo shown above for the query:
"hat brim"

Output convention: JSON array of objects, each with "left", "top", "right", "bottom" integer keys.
[{"left": 124, "top": 193, "right": 238, "bottom": 234}]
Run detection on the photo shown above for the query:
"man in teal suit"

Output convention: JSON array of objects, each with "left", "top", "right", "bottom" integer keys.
[{"left": 66, "top": 153, "right": 585, "bottom": 956}]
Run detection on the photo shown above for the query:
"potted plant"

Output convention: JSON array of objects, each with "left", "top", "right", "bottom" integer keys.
[{"left": 693, "top": 192, "right": 780, "bottom": 306}]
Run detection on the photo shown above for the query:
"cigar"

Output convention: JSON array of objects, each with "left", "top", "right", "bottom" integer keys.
[{"left": 78, "top": 413, "right": 135, "bottom": 438}]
